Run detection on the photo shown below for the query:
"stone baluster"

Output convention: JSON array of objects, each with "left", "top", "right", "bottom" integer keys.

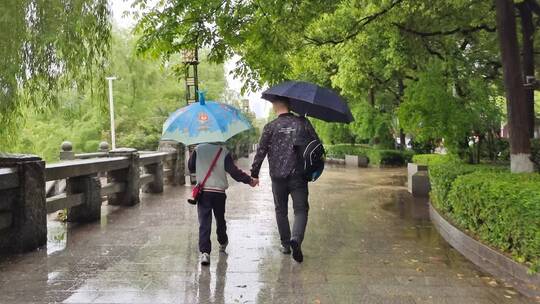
[
  {"left": 59, "top": 141, "right": 75, "bottom": 161},
  {"left": 98, "top": 142, "right": 109, "bottom": 178},
  {"left": 66, "top": 174, "right": 102, "bottom": 222},
  {"left": 158, "top": 140, "right": 186, "bottom": 186},
  {"left": 142, "top": 161, "right": 164, "bottom": 193},
  {"left": 107, "top": 148, "right": 140, "bottom": 206},
  {"left": 98, "top": 141, "right": 109, "bottom": 153},
  {"left": 0, "top": 154, "right": 46, "bottom": 253}
]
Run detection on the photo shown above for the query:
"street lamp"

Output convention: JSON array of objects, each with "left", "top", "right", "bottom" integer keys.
[{"left": 106, "top": 76, "right": 117, "bottom": 150}]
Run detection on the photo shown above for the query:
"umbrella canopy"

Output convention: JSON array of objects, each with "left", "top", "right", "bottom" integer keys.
[
  {"left": 262, "top": 81, "right": 354, "bottom": 123},
  {"left": 162, "top": 100, "right": 252, "bottom": 146}
]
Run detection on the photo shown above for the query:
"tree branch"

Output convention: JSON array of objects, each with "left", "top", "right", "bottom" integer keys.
[
  {"left": 394, "top": 23, "right": 496, "bottom": 37},
  {"left": 303, "top": 0, "right": 404, "bottom": 46}
]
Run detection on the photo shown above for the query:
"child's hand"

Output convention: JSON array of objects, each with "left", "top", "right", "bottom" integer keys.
[{"left": 249, "top": 178, "right": 259, "bottom": 187}]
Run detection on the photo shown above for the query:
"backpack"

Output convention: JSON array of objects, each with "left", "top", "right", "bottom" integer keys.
[{"left": 294, "top": 117, "right": 325, "bottom": 182}]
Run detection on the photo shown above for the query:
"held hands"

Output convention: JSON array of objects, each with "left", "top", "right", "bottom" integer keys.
[{"left": 249, "top": 178, "right": 260, "bottom": 188}]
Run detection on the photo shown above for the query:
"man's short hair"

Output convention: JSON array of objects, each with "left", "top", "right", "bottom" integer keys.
[{"left": 271, "top": 97, "right": 290, "bottom": 108}]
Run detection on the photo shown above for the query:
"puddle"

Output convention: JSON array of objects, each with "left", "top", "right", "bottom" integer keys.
[{"left": 46, "top": 216, "right": 67, "bottom": 255}]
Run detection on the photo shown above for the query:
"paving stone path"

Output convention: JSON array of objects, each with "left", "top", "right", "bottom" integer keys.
[{"left": 0, "top": 158, "right": 536, "bottom": 304}]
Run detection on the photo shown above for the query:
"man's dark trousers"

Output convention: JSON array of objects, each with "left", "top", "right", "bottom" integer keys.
[
  {"left": 197, "top": 191, "right": 228, "bottom": 253},
  {"left": 271, "top": 174, "right": 309, "bottom": 247}
]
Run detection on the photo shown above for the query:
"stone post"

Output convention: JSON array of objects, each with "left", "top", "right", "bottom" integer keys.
[
  {"left": 107, "top": 148, "right": 140, "bottom": 206},
  {"left": 158, "top": 140, "right": 186, "bottom": 186},
  {"left": 142, "top": 162, "right": 164, "bottom": 193},
  {"left": 59, "top": 141, "right": 75, "bottom": 161},
  {"left": 0, "top": 154, "right": 46, "bottom": 253},
  {"left": 66, "top": 174, "right": 102, "bottom": 222},
  {"left": 407, "top": 163, "right": 428, "bottom": 194},
  {"left": 98, "top": 141, "right": 110, "bottom": 153},
  {"left": 97, "top": 142, "right": 109, "bottom": 178}
]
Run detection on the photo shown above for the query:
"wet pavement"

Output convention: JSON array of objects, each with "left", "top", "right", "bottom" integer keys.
[{"left": 0, "top": 158, "right": 537, "bottom": 304}]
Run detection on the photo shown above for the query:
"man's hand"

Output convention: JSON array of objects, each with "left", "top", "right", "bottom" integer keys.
[{"left": 249, "top": 178, "right": 259, "bottom": 187}]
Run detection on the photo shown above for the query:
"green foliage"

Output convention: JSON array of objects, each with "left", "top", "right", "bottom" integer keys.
[
  {"left": 429, "top": 161, "right": 507, "bottom": 214},
  {"left": 134, "top": 0, "right": 503, "bottom": 154},
  {"left": 447, "top": 172, "right": 540, "bottom": 271},
  {"left": 412, "top": 154, "right": 457, "bottom": 166},
  {"left": 3, "top": 29, "right": 230, "bottom": 161},
  {"left": 326, "top": 144, "right": 413, "bottom": 166},
  {"left": 326, "top": 144, "right": 369, "bottom": 158},
  {"left": 312, "top": 121, "right": 356, "bottom": 145},
  {"left": 0, "top": 0, "right": 111, "bottom": 146},
  {"left": 366, "top": 149, "right": 414, "bottom": 166},
  {"left": 398, "top": 62, "right": 503, "bottom": 154}
]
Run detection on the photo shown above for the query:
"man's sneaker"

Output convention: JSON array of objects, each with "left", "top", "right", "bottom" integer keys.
[
  {"left": 219, "top": 241, "right": 228, "bottom": 253},
  {"left": 200, "top": 253, "right": 210, "bottom": 266},
  {"left": 290, "top": 240, "right": 303, "bottom": 263},
  {"left": 280, "top": 245, "right": 291, "bottom": 254}
]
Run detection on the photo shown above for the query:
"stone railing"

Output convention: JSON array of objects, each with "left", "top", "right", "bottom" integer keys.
[{"left": 0, "top": 140, "right": 185, "bottom": 254}]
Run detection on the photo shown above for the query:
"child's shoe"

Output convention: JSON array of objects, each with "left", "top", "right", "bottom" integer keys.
[{"left": 201, "top": 253, "right": 210, "bottom": 266}]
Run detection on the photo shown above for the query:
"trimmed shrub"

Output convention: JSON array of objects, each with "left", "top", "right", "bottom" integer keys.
[
  {"left": 325, "top": 144, "right": 368, "bottom": 158},
  {"left": 326, "top": 144, "right": 414, "bottom": 166},
  {"left": 365, "top": 149, "right": 414, "bottom": 166},
  {"left": 412, "top": 154, "right": 456, "bottom": 166},
  {"left": 429, "top": 161, "right": 506, "bottom": 213},
  {"left": 447, "top": 172, "right": 540, "bottom": 271}
]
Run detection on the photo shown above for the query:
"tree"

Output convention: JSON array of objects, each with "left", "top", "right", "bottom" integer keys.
[
  {"left": 133, "top": 0, "right": 537, "bottom": 170},
  {"left": 3, "top": 29, "right": 229, "bottom": 161},
  {"left": 496, "top": 0, "right": 535, "bottom": 172},
  {"left": 0, "top": 0, "right": 111, "bottom": 147}
]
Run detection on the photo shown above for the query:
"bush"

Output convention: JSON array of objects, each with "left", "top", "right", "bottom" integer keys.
[
  {"left": 325, "top": 144, "right": 369, "bottom": 158},
  {"left": 447, "top": 172, "right": 540, "bottom": 271},
  {"left": 365, "top": 149, "right": 414, "bottom": 166},
  {"left": 429, "top": 161, "right": 506, "bottom": 213},
  {"left": 412, "top": 154, "right": 456, "bottom": 166},
  {"left": 326, "top": 144, "right": 414, "bottom": 166}
]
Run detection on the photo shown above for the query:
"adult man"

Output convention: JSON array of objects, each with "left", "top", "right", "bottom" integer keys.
[{"left": 250, "top": 98, "right": 319, "bottom": 263}]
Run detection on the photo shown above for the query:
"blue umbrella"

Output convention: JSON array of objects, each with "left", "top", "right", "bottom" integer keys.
[
  {"left": 262, "top": 81, "right": 354, "bottom": 123},
  {"left": 162, "top": 95, "right": 252, "bottom": 145}
]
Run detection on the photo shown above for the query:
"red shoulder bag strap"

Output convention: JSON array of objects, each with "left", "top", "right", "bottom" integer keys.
[{"left": 199, "top": 147, "right": 223, "bottom": 189}]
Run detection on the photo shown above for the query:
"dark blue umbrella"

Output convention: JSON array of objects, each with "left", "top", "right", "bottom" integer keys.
[{"left": 261, "top": 81, "right": 354, "bottom": 123}]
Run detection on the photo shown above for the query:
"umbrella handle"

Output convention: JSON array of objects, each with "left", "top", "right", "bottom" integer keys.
[{"left": 198, "top": 90, "right": 207, "bottom": 105}]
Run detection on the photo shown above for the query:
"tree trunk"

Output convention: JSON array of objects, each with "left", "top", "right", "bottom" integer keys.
[
  {"left": 517, "top": 2, "right": 536, "bottom": 137},
  {"left": 496, "top": 0, "right": 534, "bottom": 172}
]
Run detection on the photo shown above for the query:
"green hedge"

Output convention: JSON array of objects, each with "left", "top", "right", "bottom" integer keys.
[
  {"left": 412, "top": 154, "right": 456, "bottom": 166},
  {"left": 325, "top": 144, "right": 369, "bottom": 158},
  {"left": 447, "top": 172, "right": 540, "bottom": 271},
  {"left": 429, "top": 161, "right": 506, "bottom": 214},
  {"left": 326, "top": 144, "right": 414, "bottom": 166}
]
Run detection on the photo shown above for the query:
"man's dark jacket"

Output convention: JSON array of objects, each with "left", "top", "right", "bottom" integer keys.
[{"left": 251, "top": 113, "right": 319, "bottom": 179}]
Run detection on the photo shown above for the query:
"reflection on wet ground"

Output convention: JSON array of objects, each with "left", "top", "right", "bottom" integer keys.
[{"left": 0, "top": 159, "right": 536, "bottom": 303}]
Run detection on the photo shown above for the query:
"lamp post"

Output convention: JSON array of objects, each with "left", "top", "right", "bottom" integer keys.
[{"left": 106, "top": 76, "right": 117, "bottom": 150}]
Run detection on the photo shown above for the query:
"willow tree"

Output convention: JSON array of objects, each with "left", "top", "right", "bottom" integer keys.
[{"left": 0, "top": 0, "right": 111, "bottom": 148}]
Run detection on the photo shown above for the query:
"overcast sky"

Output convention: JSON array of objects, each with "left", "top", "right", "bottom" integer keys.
[{"left": 110, "top": 0, "right": 269, "bottom": 118}]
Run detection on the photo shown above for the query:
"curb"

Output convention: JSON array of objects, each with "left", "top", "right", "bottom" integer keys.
[{"left": 429, "top": 203, "right": 540, "bottom": 298}]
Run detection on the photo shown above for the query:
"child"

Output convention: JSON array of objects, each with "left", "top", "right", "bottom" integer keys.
[{"left": 188, "top": 142, "right": 256, "bottom": 266}]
